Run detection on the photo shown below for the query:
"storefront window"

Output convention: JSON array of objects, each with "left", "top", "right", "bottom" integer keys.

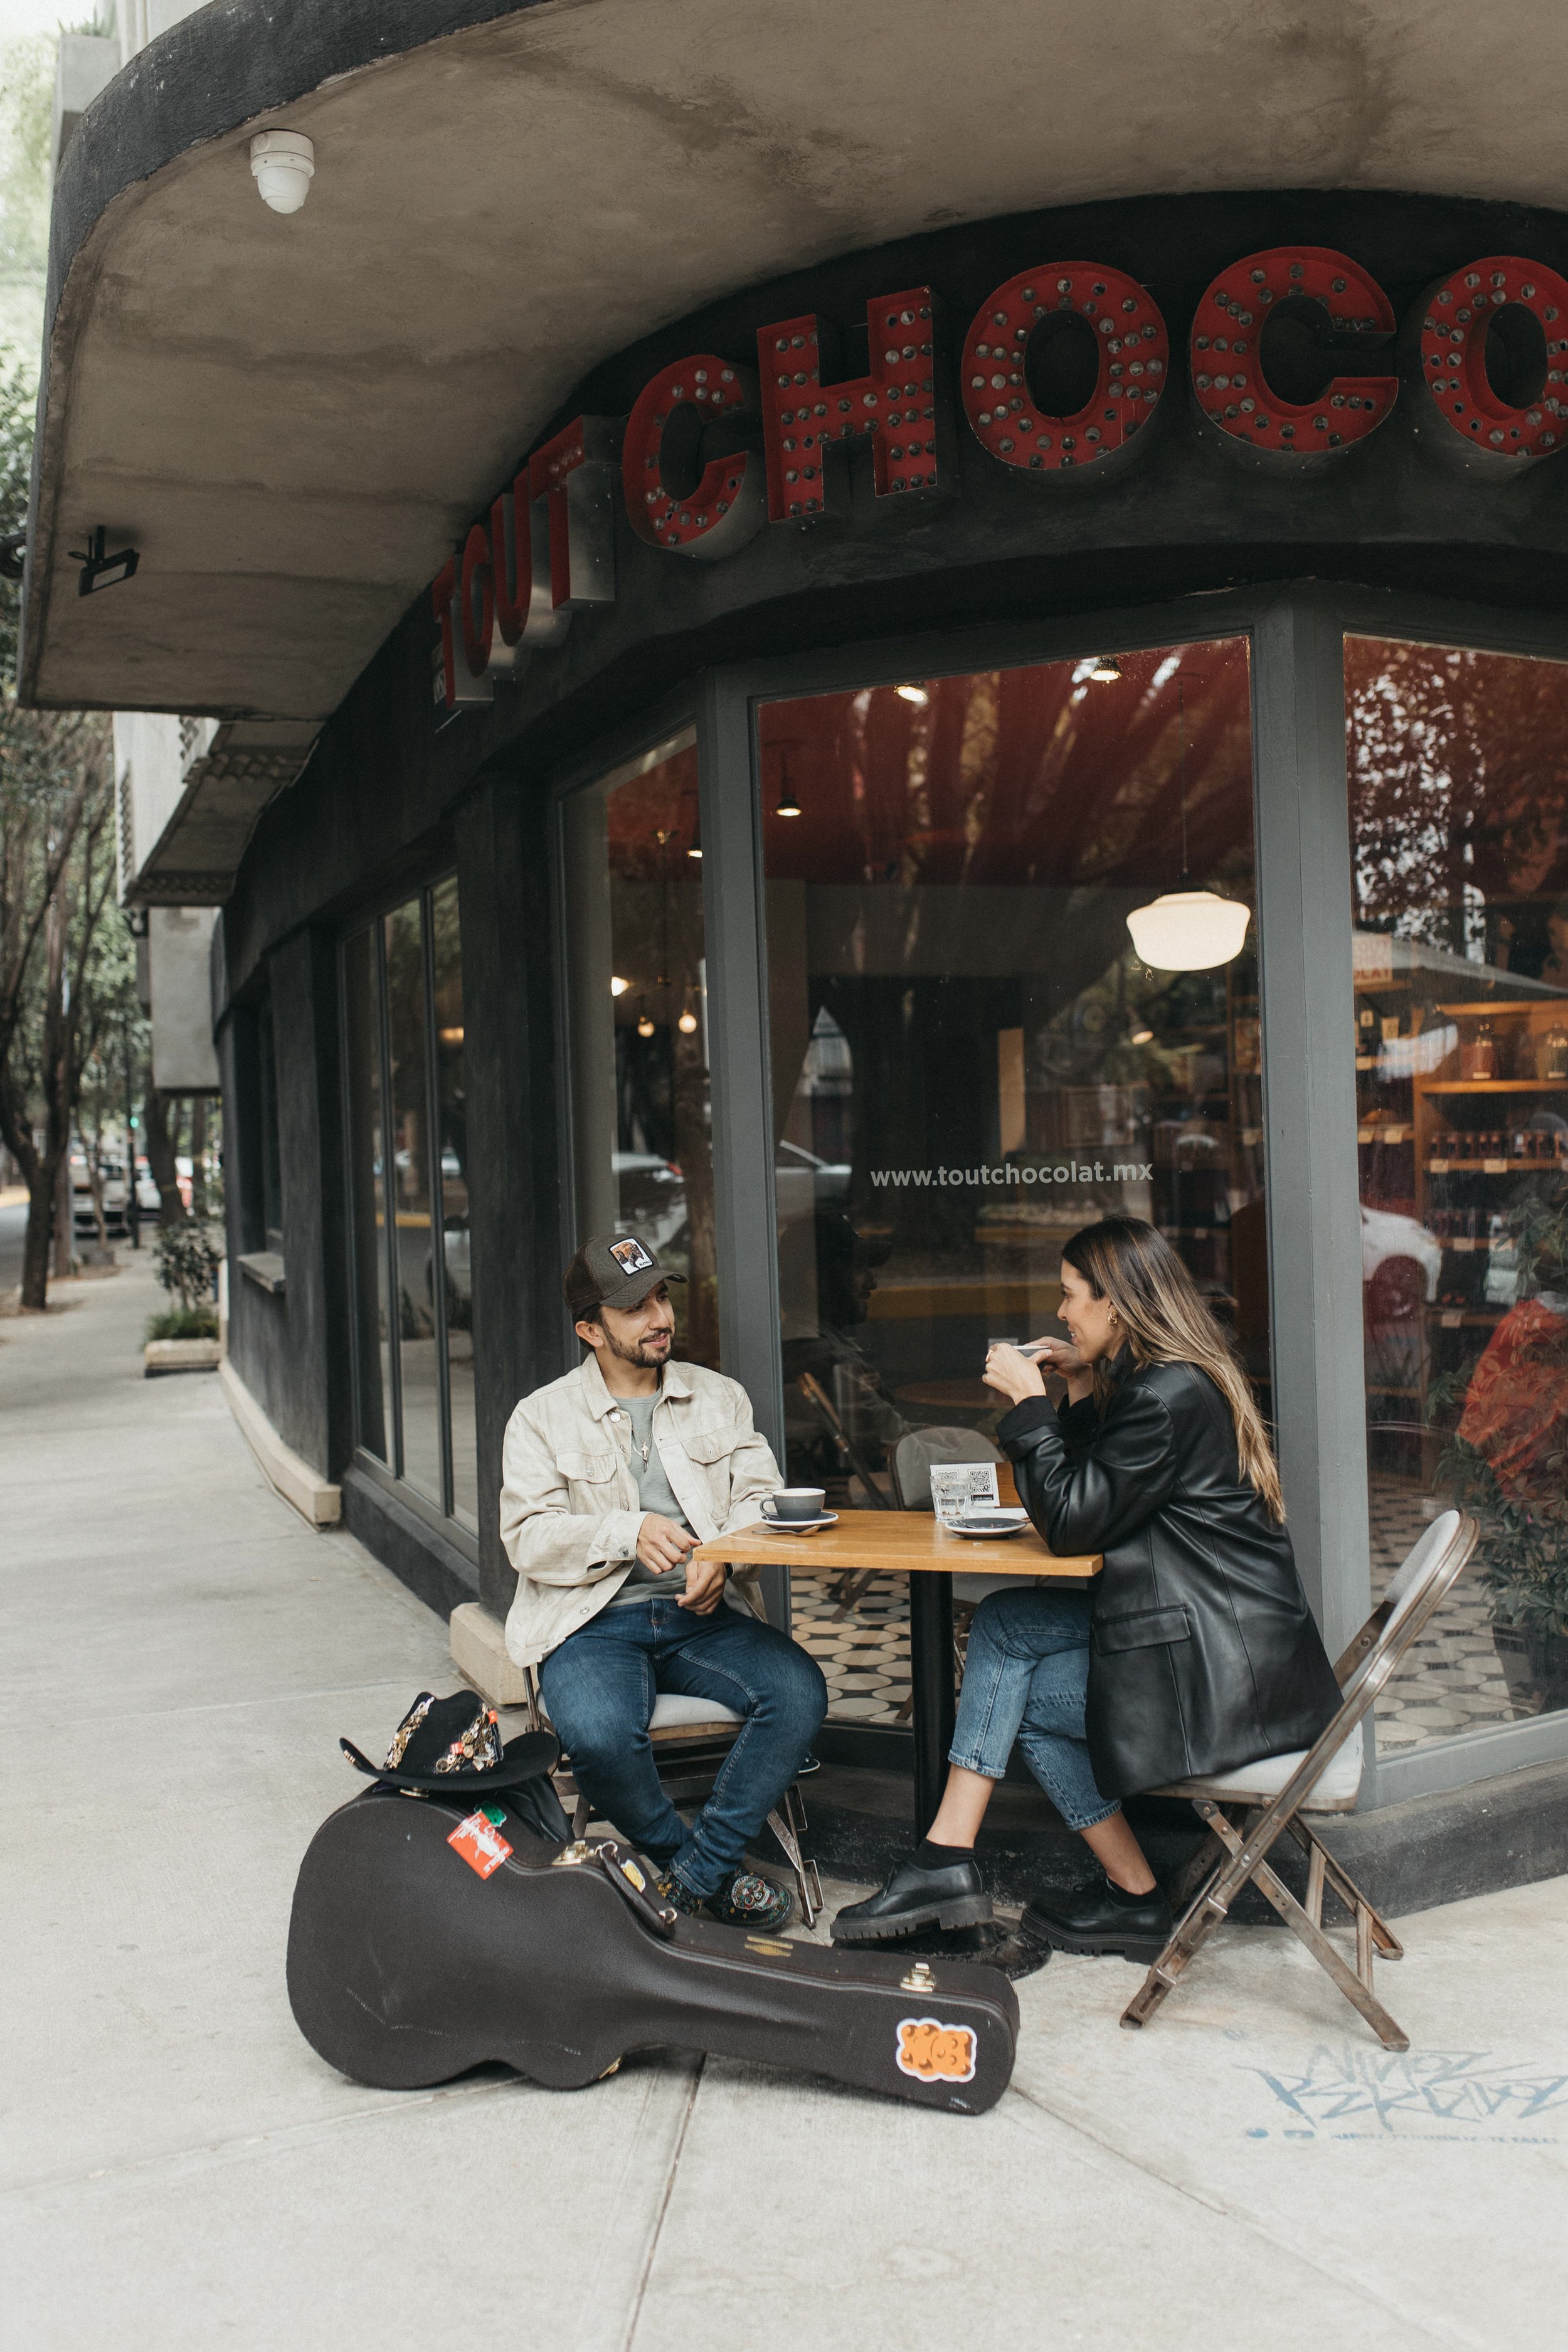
[
  {"left": 343, "top": 879, "right": 477, "bottom": 1532},
  {"left": 760, "top": 642, "right": 1264, "bottom": 1724},
  {"left": 1348, "top": 638, "right": 1568, "bottom": 1751},
  {"left": 561, "top": 728, "right": 719, "bottom": 1367}
]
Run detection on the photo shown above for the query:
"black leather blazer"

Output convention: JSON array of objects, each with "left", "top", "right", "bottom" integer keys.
[{"left": 997, "top": 1353, "right": 1341, "bottom": 1799}]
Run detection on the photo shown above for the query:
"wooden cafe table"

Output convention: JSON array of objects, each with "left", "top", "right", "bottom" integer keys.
[{"left": 687, "top": 1513, "right": 1103, "bottom": 1834}]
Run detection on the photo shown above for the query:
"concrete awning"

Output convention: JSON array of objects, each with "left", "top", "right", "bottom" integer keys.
[{"left": 24, "top": 0, "right": 1568, "bottom": 724}]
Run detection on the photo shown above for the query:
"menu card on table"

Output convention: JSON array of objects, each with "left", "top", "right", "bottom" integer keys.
[{"left": 929, "top": 1463, "right": 1001, "bottom": 1527}]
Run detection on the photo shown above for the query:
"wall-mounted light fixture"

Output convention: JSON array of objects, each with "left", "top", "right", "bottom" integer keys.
[
  {"left": 610, "top": 975, "right": 630, "bottom": 997},
  {"left": 250, "top": 129, "right": 315, "bottom": 214},
  {"left": 70, "top": 525, "right": 139, "bottom": 596}
]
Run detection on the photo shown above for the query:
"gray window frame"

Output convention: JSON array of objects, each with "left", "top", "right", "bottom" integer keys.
[
  {"left": 339, "top": 871, "right": 477, "bottom": 1559},
  {"left": 549, "top": 581, "right": 1568, "bottom": 1810}
]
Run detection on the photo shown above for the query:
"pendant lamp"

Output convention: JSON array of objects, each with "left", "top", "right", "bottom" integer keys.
[{"left": 1125, "top": 681, "right": 1250, "bottom": 972}]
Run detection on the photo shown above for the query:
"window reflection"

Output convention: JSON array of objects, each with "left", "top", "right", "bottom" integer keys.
[
  {"left": 344, "top": 879, "right": 476, "bottom": 1528},
  {"left": 761, "top": 642, "right": 1264, "bottom": 1725},
  {"left": 563, "top": 729, "right": 720, "bottom": 1367},
  {"left": 1348, "top": 638, "right": 1568, "bottom": 1749}
]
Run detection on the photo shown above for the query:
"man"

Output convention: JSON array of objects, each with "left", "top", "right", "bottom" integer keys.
[{"left": 501, "top": 1233, "right": 826, "bottom": 1929}]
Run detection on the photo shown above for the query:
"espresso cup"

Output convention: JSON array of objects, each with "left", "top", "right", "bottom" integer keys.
[{"left": 762, "top": 1488, "right": 827, "bottom": 1523}]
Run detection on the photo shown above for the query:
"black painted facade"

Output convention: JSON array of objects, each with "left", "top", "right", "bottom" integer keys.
[{"left": 217, "top": 186, "right": 1568, "bottom": 1735}]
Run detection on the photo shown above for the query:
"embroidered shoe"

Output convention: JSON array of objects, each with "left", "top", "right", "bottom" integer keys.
[{"left": 657, "top": 1868, "right": 795, "bottom": 1932}]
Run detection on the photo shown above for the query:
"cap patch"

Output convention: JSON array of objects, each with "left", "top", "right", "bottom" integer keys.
[{"left": 609, "top": 1236, "right": 655, "bottom": 1276}]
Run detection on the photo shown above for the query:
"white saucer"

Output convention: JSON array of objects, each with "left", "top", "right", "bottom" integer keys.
[
  {"left": 948, "top": 1516, "right": 1029, "bottom": 1539},
  {"left": 761, "top": 1510, "right": 840, "bottom": 1533}
]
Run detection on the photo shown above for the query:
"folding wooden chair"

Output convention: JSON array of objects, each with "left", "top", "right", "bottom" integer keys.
[
  {"left": 520, "top": 1668, "right": 822, "bottom": 1927},
  {"left": 1121, "top": 1509, "right": 1478, "bottom": 2052}
]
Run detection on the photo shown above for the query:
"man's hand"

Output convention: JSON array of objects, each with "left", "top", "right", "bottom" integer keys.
[
  {"left": 636, "top": 1513, "right": 696, "bottom": 1576},
  {"left": 678, "top": 1554, "right": 729, "bottom": 1614}
]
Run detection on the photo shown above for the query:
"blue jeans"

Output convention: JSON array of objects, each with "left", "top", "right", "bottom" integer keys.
[
  {"left": 538, "top": 1595, "right": 827, "bottom": 1900},
  {"left": 948, "top": 1587, "right": 1120, "bottom": 1833}
]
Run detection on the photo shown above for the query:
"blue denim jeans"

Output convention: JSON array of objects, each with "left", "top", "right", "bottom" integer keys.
[
  {"left": 948, "top": 1587, "right": 1120, "bottom": 1832},
  {"left": 538, "top": 1595, "right": 827, "bottom": 1900}
]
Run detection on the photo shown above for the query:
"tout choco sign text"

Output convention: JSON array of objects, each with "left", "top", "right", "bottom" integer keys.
[{"left": 433, "top": 240, "right": 1568, "bottom": 707}]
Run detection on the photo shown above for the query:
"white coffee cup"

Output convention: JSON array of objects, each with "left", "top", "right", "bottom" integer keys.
[{"left": 762, "top": 1488, "right": 827, "bottom": 1523}]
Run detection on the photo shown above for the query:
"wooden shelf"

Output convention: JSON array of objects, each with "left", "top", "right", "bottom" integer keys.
[
  {"left": 1427, "top": 1157, "right": 1565, "bottom": 1173},
  {"left": 1419, "top": 1079, "right": 1567, "bottom": 1094}
]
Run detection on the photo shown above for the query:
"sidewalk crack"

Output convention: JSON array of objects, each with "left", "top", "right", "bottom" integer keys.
[{"left": 620, "top": 2056, "right": 704, "bottom": 2352}]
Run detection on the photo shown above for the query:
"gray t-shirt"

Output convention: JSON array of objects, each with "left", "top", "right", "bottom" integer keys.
[{"left": 612, "top": 1392, "right": 692, "bottom": 1601}]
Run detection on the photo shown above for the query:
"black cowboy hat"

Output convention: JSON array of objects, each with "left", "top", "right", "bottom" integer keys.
[{"left": 341, "top": 1690, "right": 558, "bottom": 1796}]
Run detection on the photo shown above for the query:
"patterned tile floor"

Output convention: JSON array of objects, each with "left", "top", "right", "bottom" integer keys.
[
  {"left": 1366, "top": 1474, "right": 1550, "bottom": 1751},
  {"left": 791, "top": 1568, "right": 912, "bottom": 1725},
  {"left": 790, "top": 1480, "right": 1563, "bottom": 1751}
]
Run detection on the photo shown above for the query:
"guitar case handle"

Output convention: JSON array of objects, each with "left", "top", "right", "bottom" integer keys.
[{"left": 554, "top": 1838, "right": 679, "bottom": 1941}]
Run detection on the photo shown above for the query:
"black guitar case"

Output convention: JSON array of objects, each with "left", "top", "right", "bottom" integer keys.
[{"left": 288, "top": 1785, "right": 1019, "bottom": 2115}]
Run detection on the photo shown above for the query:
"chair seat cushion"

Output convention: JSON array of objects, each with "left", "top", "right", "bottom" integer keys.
[
  {"left": 1155, "top": 1720, "right": 1363, "bottom": 1811},
  {"left": 649, "top": 1692, "right": 743, "bottom": 1730}
]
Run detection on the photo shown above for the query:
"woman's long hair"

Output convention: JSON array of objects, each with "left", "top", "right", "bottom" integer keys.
[{"left": 1062, "top": 1216, "right": 1285, "bottom": 1520}]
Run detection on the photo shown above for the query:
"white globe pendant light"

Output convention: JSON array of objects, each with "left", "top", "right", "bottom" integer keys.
[
  {"left": 1126, "top": 888, "right": 1250, "bottom": 970},
  {"left": 1126, "top": 677, "right": 1250, "bottom": 972}
]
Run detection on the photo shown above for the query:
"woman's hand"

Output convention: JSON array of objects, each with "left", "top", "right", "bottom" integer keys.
[
  {"left": 983, "top": 1342, "right": 1048, "bottom": 1406},
  {"left": 1028, "top": 1335, "right": 1094, "bottom": 1404}
]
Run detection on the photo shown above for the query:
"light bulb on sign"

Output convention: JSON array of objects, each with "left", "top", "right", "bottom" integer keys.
[{"left": 1125, "top": 892, "right": 1250, "bottom": 971}]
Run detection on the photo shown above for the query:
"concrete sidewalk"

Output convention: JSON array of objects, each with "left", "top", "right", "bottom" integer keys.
[{"left": 4, "top": 1255, "right": 1565, "bottom": 2351}]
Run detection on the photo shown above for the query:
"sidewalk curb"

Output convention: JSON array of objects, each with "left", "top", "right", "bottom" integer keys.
[{"left": 219, "top": 1359, "right": 341, "bottom": 1528}]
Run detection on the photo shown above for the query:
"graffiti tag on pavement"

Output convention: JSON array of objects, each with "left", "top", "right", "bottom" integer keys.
[{"left": 1241, "top": 2045, "right": 1568, "bottom": 2140}]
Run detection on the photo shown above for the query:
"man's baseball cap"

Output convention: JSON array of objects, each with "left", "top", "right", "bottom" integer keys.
[{"left": 564, "top": 1233, "right": 687, "bottom": 1320}]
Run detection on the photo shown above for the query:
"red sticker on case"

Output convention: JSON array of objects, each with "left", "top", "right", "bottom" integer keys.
[{"left": 448, "top": 1811, "right": 512, "bottom": 1879}]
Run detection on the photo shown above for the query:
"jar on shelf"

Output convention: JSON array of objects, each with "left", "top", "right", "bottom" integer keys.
[
  {"left": 1539, "top": 1020, "right": 1568, "bottom": 1083},
  {"left": 1461, "top": 1017, "right": 1498, "bottom": 1081}
]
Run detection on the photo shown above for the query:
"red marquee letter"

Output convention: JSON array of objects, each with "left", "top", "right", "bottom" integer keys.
[
  {"left": 1410, "top": 257, "right": 1568, "bottom": 470},
  {"left": 757, "top": 287, "right": 952, "bottom": 521},
  {"left": 1190, "top": 247, "right": 1396, "bottom": 462},
  {"left": 430, "top": 556, "right": 491, "bottom": 710},
  {"left": 490, "top": 472, "right": 569, "bottom": 662},
  {"left": 621, "top": 357, "right": 766, "bottom": 558},
  {"left": 458, "top": 522, "right": 494, "bottom": 680},
  {"left": 961, "top": 263, "right": 1167, "bottom": 475}
]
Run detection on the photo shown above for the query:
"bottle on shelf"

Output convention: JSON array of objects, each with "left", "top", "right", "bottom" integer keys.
[
  {"left": 1461, "top": 1017, "right": 1498, "bottom": 1081},
  {"left": 1540, "top": 1019, "right": 1568, "bottom": 1083}
]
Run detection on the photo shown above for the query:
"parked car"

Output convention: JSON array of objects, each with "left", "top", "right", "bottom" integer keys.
[{"left": 70, "top": 1152, "right": 129, "bottom": 1237}]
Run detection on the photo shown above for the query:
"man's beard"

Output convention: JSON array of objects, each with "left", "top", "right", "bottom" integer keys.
[{"left": 606, "top": 1325, "right": 671, "bottom": 1369}]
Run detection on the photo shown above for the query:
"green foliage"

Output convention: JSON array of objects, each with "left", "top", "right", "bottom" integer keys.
[
  {"left": 1428, "top": 1190, "right": 1568, "bottom": 1636},
  {"left": 0, "top": 32, "right": 53, "bottom": 368},
  {"left": 152, "top": 1217, "right": 222, "bottom": 1313},
  {"left": 146, "top": 1304, "right": 219, "bottom": 1342}
]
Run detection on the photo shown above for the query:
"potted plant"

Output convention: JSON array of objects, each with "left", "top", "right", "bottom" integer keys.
[
  {"left": 1428, "top": 1189, "right": 1568, "bottom": 1712},
  {"left": 144, "top": 1217, "right": 224, "bottom": 1375}
]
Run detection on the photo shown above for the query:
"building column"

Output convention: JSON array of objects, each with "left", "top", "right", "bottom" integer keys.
[{"left": 456, "top": 775, "right": 565, "bottom": 1621}]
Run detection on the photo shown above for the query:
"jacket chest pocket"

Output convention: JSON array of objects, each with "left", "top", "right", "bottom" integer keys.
[
  {"left": 558, "top": 1448, "right": 621, "bottom": 1503},
  {"left": 681, "top": 1426, "right": 739, "bottom": 1471},
  {"left": 1094, "top": 1604, "right": 1193, "bottom": 1656}
]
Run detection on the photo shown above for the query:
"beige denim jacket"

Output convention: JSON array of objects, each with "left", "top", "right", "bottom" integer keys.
[{"left": 500, "top": 1352, "right": 783, "bottom": 1668}]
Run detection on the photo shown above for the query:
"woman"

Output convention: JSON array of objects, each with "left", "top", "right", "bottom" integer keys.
[{"left": 834, "top": 1216, "right": 1342, "bottom": 1961}]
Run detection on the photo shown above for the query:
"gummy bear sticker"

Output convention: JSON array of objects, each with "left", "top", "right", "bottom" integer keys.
[{"left": 896, "top": 2016, "right": 977, "bottom": 2084}]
